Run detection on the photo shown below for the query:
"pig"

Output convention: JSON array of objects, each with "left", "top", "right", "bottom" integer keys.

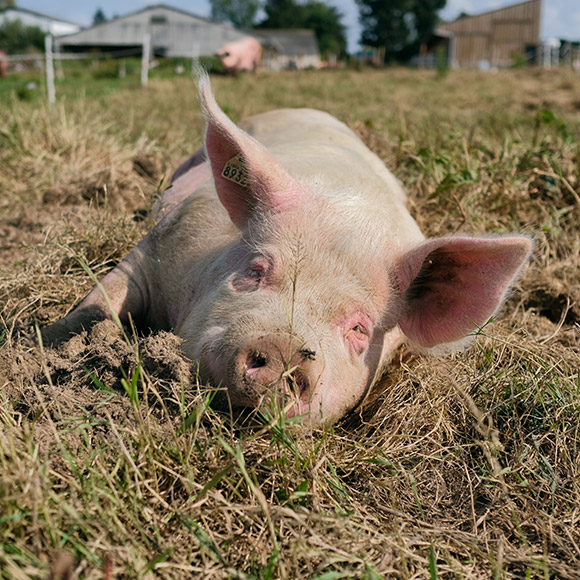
[
  {"left": 42, "top": 74, "right": 532, "bottom": 425},
  {"left": 0, "top": 51, "right": 8, "bottom": 78},
  {"left": 217, "top": 37, "right": 262, "bottom": 73}
]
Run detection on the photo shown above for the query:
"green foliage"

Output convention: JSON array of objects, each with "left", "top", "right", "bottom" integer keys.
[
  {"left": 92, "top": 7, "right": 107, "bottom": 26},
  {"left": 91, "top": 58, "right": 120, "bottom": 79},
  {"left": 0, "top": 0, "right": 16, "bottom": 9},
  {"left": 258, "top": 0, "right": 347, "bottom": 57},
  {"left": 512, "top": 51, "right": 528, "bottom": 68},
  {"left": 435, "top": 44, "right": 447, "bottom": 77},
  {"left": 210, "top": 0, "right": 261, "bottom": 28},
  {"left": 198, "top": 55, "right": 226, "bottom": 74},
  {"left": 0, "top": 18, "right": 45, "bottom": 54},
  {"left": 301, "top": 1, "right": 347, "bottom": 57},
  {"left": 15, "top": 80, "right": 38, "bottom": 101},
  {"left": 356, "top": 0, "right": 446, "bottom": 63},
  {"left": 259, "top": 0, "right": 296, "bottom": 27},
  {"left": 534, "top": 108, "right": 572, "bottom": 144}
]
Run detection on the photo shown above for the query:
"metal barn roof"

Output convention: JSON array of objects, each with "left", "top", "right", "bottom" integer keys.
[
  {"left": 56, "top": 4, "right": 248, "bottom": 57},
  {"left": 0, "top": 7, "right": 81, "bottom": 37}
]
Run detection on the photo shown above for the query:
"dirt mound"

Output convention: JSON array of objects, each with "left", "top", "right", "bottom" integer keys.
[{"left": 3, "top": 321, "right": 196, "bottom": 459}]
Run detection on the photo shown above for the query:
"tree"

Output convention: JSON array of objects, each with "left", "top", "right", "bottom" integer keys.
[
  {"left": 0, "top": 0, "right": 16, "bottom": 10},
  {"left": 0, "top": 19, "right": 44, "bottom": 54},
  {"left": 259, "top": 0, "right": 297, "bottom": 28},
  {"left": 357, "top": 0, "right": 446, "bottom": 63},
  {"left": 210, "top": 0, "right": 260, "bottom": 28},
  {"left": 258, "top": 0, "right": 347, "bottom": 58},
  {"left": 92, "top": 8, "right": 107, "bottom": 25},
  {"left": 300, "top": 1, "right": 346, "bottom": 57}
]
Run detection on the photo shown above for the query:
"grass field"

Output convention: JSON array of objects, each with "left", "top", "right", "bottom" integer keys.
[{"left": 0, "top": 67, "right": 579, "bottom": 579}]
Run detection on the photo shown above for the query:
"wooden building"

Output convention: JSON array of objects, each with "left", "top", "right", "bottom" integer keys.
[{"left": 435, "top": 0, "right": 542, "bottom": 68}]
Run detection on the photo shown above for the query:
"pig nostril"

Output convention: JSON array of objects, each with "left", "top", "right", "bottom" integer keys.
[
  {"left": 285, "top": 369, "right": 309, "bottom": 396},
  {"left": 246, "top": 351, "right": 268, "bottom": 370}
]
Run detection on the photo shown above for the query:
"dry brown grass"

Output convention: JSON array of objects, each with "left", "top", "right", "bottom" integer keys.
[{"left": 0, "top": 68, "right": 579, "bottom": 579}]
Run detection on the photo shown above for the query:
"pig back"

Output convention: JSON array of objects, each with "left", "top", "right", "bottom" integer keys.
[{"left": 238, "top": 108, "right": 422, "bottom": 244}]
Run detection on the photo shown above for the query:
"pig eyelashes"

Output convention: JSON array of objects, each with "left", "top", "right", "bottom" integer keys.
[
  {"left": 230, "top": 256, "right": 270, "bottom": 292},
  {"left": 345, "top": 322, "right": 370, "bottom": 355}
]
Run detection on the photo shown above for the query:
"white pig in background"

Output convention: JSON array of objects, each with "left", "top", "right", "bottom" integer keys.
[
  {"left": 217, "top": 37, "right": 262, "bottom": 73},
  {"left": 42, "top": 74, "right": 532, "bottom": 425}
]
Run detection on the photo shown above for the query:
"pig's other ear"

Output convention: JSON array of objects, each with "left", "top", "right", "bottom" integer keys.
[
  {"left": 396, "top": 236, "right": 533, "bottom": 350},
  {"left": 198, "top": 75, "right": 306, "bottom": 229}
]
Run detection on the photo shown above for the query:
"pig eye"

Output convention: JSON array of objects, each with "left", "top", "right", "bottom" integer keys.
[
  {"left": 248, "top": 265, "right": 264, "bottom": 281},
  {"left": 247, "top": 256, "right": 269, "bottom": 283},
  {"left": 230, "top": 256, "right": 270, "bottom": 292},
  {"left": 349, "top": 322, "right": 369, "bottom": 337},
  {"left": 344, "top": 319, "right": 371, "bottom": 356}
]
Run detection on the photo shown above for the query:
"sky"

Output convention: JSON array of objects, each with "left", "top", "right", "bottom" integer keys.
[{"left": 18, "top": 0, "right": 580, "bottom": 52}]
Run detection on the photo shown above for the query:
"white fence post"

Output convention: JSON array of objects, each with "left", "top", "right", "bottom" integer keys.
[
  {"left": 141, "top": 33, "right": 151, "bottom": 87},
  {"left": 191, "top": 40, "right": 200, "bottom": 74},
  {"left": 44, "top": 34, "right": 56, "bottom": 106},
  {"left": 542, "top": 44, "right": 550, "bottom": 68},
  {"left": 54, "top": 40, "right": 65, "bottom": 80}
]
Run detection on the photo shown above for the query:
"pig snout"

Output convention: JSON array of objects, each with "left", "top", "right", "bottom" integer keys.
[{"left": 233, "top": 334, "right": 322, "bottom": 410}]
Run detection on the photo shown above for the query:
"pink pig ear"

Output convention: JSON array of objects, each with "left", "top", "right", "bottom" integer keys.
[
  {"left": 396, "top": 236, "right": 532, "bottom": 349},
  {"left": 198, "top": 75, "right": 307, "bottom": 229}
]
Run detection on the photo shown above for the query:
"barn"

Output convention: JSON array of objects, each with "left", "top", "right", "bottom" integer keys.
[
  {"left": 0, "top": 6, "right": 80, "bottom": 37},
  {"left": 254, "top": 30, "right": 320, "bottom": 70},
  {"left": 55, "top": 4, "right": 321, "bottom": 69},
  {"left": 55, "top": 4, "right": 249, "bottom": 58},
  {"left": 430, "top": 0, "right": 542, "bottom": 69}
]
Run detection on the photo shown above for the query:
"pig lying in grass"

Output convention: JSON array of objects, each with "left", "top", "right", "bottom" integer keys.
[{"left": 42, "top": 74, "right": 532, "bottom": 424}]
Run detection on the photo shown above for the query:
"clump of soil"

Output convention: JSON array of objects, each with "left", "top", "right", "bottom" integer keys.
[{"left": 3, "top": 320, "right": 196, "bottom": 459}]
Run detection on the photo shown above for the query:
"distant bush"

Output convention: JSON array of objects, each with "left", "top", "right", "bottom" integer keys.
[
  {"left": 436, "top": 45, "right": 448, "bottom": 78},
  {"left": 198, "top": 55, "right": 226, "bottom": 74},
  {"left": 152, "top": 55, "right": 225, "bottom": 75},
  {"left": 92, "top": 55, "right": 225, "bottom": 81},
  {"left": 512, "top": 52, "right": 528, "bottom": 68},
  {"left": 0, "top": 18, "right": 45, "bottom": 54},
  {"left": 91, "top": 59, "right": 120, "bottom": 79},
  {"left": 16, "top": 80, "right": 38, "bottom": 101}
]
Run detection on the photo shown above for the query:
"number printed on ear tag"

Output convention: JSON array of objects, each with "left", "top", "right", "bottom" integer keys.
[{"left": 222, "top": 155, "right": 250, "bottom": 188}]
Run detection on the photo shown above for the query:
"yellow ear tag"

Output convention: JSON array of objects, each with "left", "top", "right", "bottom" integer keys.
[{"left": 222, "top": 155, "right": 250, "bottom": 188}]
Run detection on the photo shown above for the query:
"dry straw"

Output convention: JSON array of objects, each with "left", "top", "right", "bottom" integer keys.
[{"left": 1, "top": 68, "right": 578, "bottom": 578}]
